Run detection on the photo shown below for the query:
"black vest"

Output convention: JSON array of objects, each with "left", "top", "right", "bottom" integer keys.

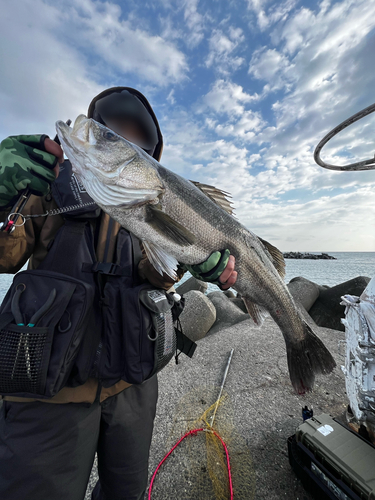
[
  {"left": 0, "top": 161, "right": 178, "bottom": 398},
  {"left": 48, "top": 161, "right": 175, "bottom": 388}
]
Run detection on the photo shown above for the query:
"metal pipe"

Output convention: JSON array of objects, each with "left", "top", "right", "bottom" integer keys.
[
  {"left": 314, "top": 102, "right": 375, "bottom": 171},
  {"left": 210, "top": 348, "right": 234, "bottom": 428}
]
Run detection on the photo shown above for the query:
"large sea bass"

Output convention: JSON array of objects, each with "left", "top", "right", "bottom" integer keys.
[{"left": 56, "top": 115, "right": 336, "bottom": 393}]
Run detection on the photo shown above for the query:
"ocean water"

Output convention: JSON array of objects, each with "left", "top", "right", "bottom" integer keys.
[
  {"left": 179, "top": 252, "right": 375, "bottom": 295},
  {"left": 283, "top": 252, "right": 375, "bottom": 287},
  {"left": 0, "top": 252, "right": 374, "bottom": 301}
]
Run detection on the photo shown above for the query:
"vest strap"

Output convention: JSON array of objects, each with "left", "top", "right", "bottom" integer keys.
[
  {"left": 175, "top": 327, "right": 197, "bottom": 358},
  {"left": 82, "top": 262, "right": 132, "bottom": 276},
  {"left": 130, "top": 233, "right": 143, "bottom": 267}
]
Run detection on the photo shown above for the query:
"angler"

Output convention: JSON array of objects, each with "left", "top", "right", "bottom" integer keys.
[{"left": 0, "top": 87, "right": 237, "bottom": 500}]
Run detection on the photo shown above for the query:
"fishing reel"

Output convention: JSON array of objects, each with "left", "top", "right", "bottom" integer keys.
[{"left": 314, "top": 102, "right": 375, "bottom": 171}]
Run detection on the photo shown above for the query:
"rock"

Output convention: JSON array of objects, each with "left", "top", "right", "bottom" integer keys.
[
  {"left": 178, "top": 290, "right": 216, "bottom": 341},
  {"left": 206, "top": 291, "right": 249, "bottom": 335},
  {"left": 283, "top": 252, "right": 336, "bottom": 260},
  {"left": 309, "top": 276, "right": 371, "bottom": 331},
  {"left": 287, "top": 276, "right": 320, "bottom": 312},
  {"left": 223, "top": 290, "right": 236, "bottom": 299},
  {"left": 175, "top": 276, "right": 208, "bottom": 296}
]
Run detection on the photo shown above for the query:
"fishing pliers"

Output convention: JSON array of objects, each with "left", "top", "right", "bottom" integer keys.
[{"left": 11, "top": 284, "right": 56, "bottom": 380}]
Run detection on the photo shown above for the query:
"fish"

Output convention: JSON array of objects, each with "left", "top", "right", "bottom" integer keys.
[{"left": 56, "top": 115, "right": 336, "bottom": 394}]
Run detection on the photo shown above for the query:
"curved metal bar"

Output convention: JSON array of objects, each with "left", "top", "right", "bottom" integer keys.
[{"left": 314, "top": 102, "right": 375, "bottom": 171}]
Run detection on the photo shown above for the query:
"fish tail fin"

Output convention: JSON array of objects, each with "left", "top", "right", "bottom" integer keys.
[{"left": 287, "top": 321, "right": 336, "bottom": 394}]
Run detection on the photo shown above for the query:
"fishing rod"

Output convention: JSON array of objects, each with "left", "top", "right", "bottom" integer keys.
[{"left": 0, "top": 119, "right": 71, "bottom": 234}]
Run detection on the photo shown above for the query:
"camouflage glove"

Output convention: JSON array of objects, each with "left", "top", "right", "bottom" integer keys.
[
  {"left": 182, "top": 249, "right": 231, "bottom": 284},
  {"left": 0, "top": 134, "right": 58, "bottom": 207}
]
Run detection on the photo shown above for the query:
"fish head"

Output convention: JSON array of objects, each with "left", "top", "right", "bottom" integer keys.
[{"left": 55, "top": 115, "right": 164, "bottom": 208}]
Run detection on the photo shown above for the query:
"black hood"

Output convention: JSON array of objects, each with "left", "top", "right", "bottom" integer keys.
[{"left": 87, "top": 87, "right": 163, "bottom": 161}]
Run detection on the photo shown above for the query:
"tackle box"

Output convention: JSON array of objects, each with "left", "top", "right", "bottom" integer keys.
[{"left": 288, "top": 413, "right": 375, "bottom": 499}]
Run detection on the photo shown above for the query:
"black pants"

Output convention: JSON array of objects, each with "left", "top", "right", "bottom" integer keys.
[{"left": 0, "top": 376, "right": 158, "bottom": 500}]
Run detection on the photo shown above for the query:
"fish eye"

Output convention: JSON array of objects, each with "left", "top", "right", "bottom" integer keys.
[{"left": 103, "top": 130, "right": 119, "bottom": 141}]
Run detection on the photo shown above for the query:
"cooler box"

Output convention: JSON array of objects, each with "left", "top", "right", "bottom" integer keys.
[{"left": 288, "top": 413, "right": 375, "bottom": 499}]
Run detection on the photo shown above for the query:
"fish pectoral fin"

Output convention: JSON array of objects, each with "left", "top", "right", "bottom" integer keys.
[
  {"left": 146, "top": 205, "right": 196, "bottom": 246},
  {"left": 241, "top": 298, "right": 269, "bottom": 326},
  {"left": 142, "top": 240, "right": 179, "bottom": 280},
  {"left": 257, "top": 236, "right": 286, "bottom": 278}
]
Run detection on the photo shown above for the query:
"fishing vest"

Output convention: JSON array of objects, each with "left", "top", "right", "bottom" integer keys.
[{"left": 0, "top": 160, "right": 182, "bottom": 398}]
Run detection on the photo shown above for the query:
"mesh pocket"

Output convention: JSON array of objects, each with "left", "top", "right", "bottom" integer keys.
[
  {"left": 153, "top": 309, "right": 176, "bottom": 374},
  {"left": 0, "top": 325, "right": 51, "bottom": 395}
]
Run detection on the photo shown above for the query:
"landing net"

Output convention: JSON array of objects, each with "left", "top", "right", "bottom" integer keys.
[{"left": 148, "top": 352, "right": 256, "bottom": 499}]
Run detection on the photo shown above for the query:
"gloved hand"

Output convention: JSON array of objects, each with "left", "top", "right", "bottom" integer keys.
[
  {"left": 182, "top": 249, "right": 233, "bottom": 286},
  {"left": 0, "top": 134, "right": 58, "bottom": 207}
]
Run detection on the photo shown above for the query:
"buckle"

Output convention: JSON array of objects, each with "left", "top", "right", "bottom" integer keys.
[{"left": 92, "top": 262, "right": 119, "bottom": 275}]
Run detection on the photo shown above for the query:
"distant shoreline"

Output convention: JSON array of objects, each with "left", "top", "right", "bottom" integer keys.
[{"left": 283, "top": 252, "right": 336, "bottom": 260}]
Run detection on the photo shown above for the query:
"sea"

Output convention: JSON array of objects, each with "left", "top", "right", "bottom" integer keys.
[
  {"left": 178, "top": 252, "right": 375, "bottom": 295},
  {"left": 0, "top": 252, "right": 374, "bottom": 300}
]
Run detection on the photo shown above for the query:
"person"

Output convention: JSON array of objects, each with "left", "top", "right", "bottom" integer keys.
[{"left": 0, "top": 87, "right": 237, "bottom": 500}]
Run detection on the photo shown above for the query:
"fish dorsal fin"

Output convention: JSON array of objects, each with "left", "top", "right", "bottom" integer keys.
[
  {"left": 142, "top": 240, "right": 179, "bottom": 280},
  {"left": 146, "top": 205, "right": 196, "bottom": 246},
  {"left": 190, "top": 181, "right": 235, "bottom": 216},
  {"left": 257, "top": 237, "right": 286, "bottom": 278}
]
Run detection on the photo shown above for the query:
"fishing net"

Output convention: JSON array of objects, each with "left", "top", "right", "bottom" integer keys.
[{"left": 149, "top": 385, "right": 256, "bottom": 500}]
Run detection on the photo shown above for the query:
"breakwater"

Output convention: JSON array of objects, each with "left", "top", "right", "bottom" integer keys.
[{"left": 283, "top": 252, "right": 336, "bottom": 260}]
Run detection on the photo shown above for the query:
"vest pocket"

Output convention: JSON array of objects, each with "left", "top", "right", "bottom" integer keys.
[
  {"left": 100, "top": 280, "right": 176, "bottom": 386},
  {"left": 0, "top": 269, "right": 95, "bottom": 398},
  {"left": 0, "top": 324, "right": 53, "bottom": 395}
]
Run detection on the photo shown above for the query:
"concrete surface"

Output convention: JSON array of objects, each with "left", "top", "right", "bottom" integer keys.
[
  {"left": 179, "top": 290, "right": 216, "bottom": 341},
  {"left": 287, "top": 277, "right": 320, "bottom": 312},
  {"left": 84, "top": 316, "right": 346, "bottom": 499},
  {"left": 309, "top": 276, "right": 371, "bottom": 332},
  {"left": 207, "top": 291, "right": 249, "bottom": 335},
  {"left": 176, "top": 276, "right": 208, "bottom": 296}
]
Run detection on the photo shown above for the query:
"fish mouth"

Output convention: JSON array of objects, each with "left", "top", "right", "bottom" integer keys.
[
  {"left": 55, "top": 117, "right": 88, "bottom": 168},
  {"left": 56, "top": 115, "right": 90, "bottom": 151},
  {"left": 55, "top": 119, "right": 72, "bottom": 144}
]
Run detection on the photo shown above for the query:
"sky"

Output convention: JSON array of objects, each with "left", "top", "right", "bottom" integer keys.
[{"left": 1, "top": 0, "right": 375, "bottom": 251}]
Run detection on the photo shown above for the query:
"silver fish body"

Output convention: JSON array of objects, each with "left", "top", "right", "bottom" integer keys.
[{"left": 56, "top": 115, "right": 336, "bottom": 393}]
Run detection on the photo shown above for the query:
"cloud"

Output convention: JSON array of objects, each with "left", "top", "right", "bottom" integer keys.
[
  {"left": 246, "top": 0, "right": 298, "bottom": 31},
  {"left": 0, "top": 0, "right": 101, "bottom": 138},
  {"left": 247, "top": 0, "right": 375, "bottom": 171},
  {"left": 61, "top": 0, "right": 188, "bottom": 86},
  {"left": 205, "top": 28, "right": 245, "bottom": 74},
  {"left": 183, "top": 0, "right": 206, "bottom": 47},
  {"left": 159, "top": 0, "right": 206, "bottom": 49},
  {"left": 201, "top": 80, "right": 259, "bottom": 116},
  {"left": 196, "top": 80, "right": 264, "bottom": 141},
  {"left": 158, "top": 97, "right": 375, "bottom": 252},
  {"left": 249, "top": 48, "right": 294, "bottom": 91},
  {"left": 239, "top": 186, "right": 375, "bottom": 252},
  {"left": 0, "top": 0, "right": 189, "bottom": 139}
]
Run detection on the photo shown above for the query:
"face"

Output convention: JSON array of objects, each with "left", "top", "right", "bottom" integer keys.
[{"left": 105, "top": 119, "right": 146, "bottom": 149}]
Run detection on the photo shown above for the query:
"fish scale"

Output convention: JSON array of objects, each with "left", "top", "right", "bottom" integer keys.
[{"left": 55, "top": 115, "right": 336, "bottom": 394}]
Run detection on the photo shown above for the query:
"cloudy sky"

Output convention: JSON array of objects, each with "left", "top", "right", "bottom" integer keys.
[{"left": 1, "top": 0, "right": 375, "bottom": 251}]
